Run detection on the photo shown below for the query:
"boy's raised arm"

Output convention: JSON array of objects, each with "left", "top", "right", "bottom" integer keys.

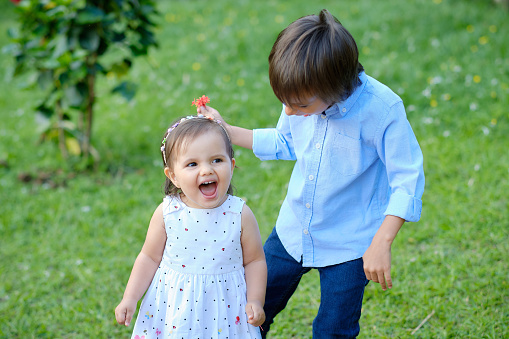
[{"left": 199, "top": 106, "right": 254, "bottom": 150}]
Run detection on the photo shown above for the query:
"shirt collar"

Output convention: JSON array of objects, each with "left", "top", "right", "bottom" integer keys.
[{"left": 324, "top": 72, "right": 367, "bottom": 117}]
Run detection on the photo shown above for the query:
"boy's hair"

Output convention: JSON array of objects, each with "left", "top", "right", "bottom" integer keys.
[
  {"left": 161, "top": 117, "right": 234, "bottom": 197},
  {"left": 269, "top": 9, "right": 364, "bottom": 106}
]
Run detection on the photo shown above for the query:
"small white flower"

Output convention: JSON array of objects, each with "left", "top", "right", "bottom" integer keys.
[
  {"left": 443, "top": 130, "right": 451, "bottom": 137},
  {"left": 422, "top": 87, "right": 431, "bottom": 98},
  {"left": 81, "top": 206, "right": 91, "bottom": 213},
  {"left": 474, "top": 164, "right": 480, "bottom": 171},
  {"left": 422, "top": 117, "right": 433, "bottom": 125},
  {"left": 481, "top": 126, "right": 490, "bottom": 135},
  {"left": 469, "top": 102, "right": 478, "bottom": 111},
  {"left": 430, "top": 76, "right": 442, "bottom": 85}
]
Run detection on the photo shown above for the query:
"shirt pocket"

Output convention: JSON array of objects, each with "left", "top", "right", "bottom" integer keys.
[{"left": 331, "top": 133, "right": 377, "bottom": 176}]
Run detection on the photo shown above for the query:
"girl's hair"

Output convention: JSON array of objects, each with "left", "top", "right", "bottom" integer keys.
[
  {"left": 268, "top": 9, "right": 364, "bottom": 106},
  {"left": 161, "top": 116, "right": 235, "bottom": 197}
]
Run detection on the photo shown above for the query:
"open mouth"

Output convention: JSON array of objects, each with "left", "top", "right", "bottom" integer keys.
[{"left": 199, "top": 181, "right": 218, "bottom": 197}]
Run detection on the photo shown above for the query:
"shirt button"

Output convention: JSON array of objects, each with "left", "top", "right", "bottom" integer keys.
[
  {"left": 315, "top": 143, "right": 321, "bottom": 149},
  {"left": 305, "top": 203, "right": 311, "bottom": 209},
  {"left": 321, "top": 114, "right": 326, "bottom": 119},
  {"left": 342, "top": 107, "right": 346, "bottom": 113},
  {"left": 308, "top": 175, "right": 314, "bottom": 181},
  {"left": 303, "top": 229, "right": 309, "bottom": 235}
]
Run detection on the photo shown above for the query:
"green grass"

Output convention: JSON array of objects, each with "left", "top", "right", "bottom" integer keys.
[{"left": 1, "top": 0, "right": 508, "bottom": 338}]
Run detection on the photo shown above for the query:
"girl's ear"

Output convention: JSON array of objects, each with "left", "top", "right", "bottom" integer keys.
[
  {"left": 230, "top": 158, "right": 236, "bottom": 175},
  {"left": 164, "top": 167, "right": 179, "bottom": 188}
]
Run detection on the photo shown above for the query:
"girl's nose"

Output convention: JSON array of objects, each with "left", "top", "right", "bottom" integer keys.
[{"left": 200, "top": 164, "right": 213, "bottom": 175}]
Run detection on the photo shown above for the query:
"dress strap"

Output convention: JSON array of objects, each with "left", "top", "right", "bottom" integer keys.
[
  {"left": 162, "top": 195, "right": 185, "bottom": 217},
  {"left": 219, "top": 195, "right": 245, "bottom": 214}
]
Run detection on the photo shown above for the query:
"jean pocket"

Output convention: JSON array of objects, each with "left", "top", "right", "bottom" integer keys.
[{"left": 330, "top": 133, "right": 377, "bottom": 176}]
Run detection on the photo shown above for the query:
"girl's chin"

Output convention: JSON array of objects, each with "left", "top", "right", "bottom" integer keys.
[{"left": 182, "top": 192, "right": 227, "bottom": 209}]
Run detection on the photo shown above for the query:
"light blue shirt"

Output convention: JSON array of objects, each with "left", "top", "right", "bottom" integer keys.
[{"left": 252, "top": 72, "right": 425, "bottom": 267}]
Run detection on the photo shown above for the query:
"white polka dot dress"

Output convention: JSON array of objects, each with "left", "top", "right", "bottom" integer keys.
[{"left": 131, "top": 195, "right": 261, "bottom": 339}]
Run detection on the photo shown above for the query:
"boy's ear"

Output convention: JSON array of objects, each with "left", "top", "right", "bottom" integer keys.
[{"left": 164, "top": 167, "right": 179, "bottom": 188}]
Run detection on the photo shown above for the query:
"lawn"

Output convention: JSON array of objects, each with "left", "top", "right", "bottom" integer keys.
[{"left": 0, "top": 0, "right": 508, "bottom": 338}]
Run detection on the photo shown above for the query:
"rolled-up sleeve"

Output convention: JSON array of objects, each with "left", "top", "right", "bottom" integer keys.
[
  {"left": 385, "top": 191, "right": 422, "bottom": 222},
  {"left": 253, "top": 111, "right": 296, "bottom": 161}
]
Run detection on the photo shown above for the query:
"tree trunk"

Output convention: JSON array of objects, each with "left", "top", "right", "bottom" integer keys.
[
  {"left": 56, "top": 99, "right": 68, "bottom": 158},
  {"left": 83, "top": 53, "right": 97, "bottom": 158}
]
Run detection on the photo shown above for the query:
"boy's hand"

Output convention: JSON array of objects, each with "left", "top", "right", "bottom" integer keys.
[
  {"left": 245, "top": 300, "right": 266, "bottom": 327},
  {"left": 362, "top": 239, "right": 392, "bottom": 291},
  {"left": 198, "top": 105, "right": 227, "bottom": 125},
  {"left": 115, "top": 298, "right": 137, "bottom": 326},
  {"left": 363, "top": 215, "right": 404, "bottom": 291}
]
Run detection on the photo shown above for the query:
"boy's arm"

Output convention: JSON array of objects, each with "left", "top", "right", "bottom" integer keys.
[
  {"left": 362, "top": 215, "right": 404, "bottom": 291},
  {"left": 240, "top": 204, "right": 267, "bottom": 327},
  {"left": 115, "top": 203, "right": 167, "bottom": 326},
  {"left": 198, "top": 106, "right": 253, "bottom": 149},
  {"left": 366, "top": 101, "right": 425, "bottom": 291}
]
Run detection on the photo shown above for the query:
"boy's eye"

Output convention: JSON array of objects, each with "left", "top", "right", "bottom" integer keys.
[{"left": 186, "top": 162, "right": 197, "bottom": 167}]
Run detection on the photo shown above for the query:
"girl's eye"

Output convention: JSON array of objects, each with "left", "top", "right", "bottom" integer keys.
[
  {"left": 212, "top": 158, "right": 223, "bottom": 163},
  {"left": 186, "top": 162, "right": 197, "bottom": 167}
]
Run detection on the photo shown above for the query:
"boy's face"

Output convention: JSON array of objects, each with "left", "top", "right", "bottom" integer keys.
[{"left": 284, "top": 96, "right": 331, "bottom": 117}]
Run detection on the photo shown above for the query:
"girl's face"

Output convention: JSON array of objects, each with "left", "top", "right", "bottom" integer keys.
[
  {"left": 165, "top": 129, "right": 235, "bottom": 209},
  {"left": 284, "top": 95, "right": 331, "bottom": 117}
]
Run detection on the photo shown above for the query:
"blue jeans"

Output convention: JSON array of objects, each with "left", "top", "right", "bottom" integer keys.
[{"left": 261, "top": 228, "right": 368, "bottom": 338}]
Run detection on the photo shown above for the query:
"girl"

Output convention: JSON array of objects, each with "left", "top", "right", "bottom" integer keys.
[{"left": 115, "top": 115, "right": 267, "bottom": 338}]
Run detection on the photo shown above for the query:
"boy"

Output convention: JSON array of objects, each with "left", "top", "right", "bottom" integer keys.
[{"left": 201, "top": 9, "right": 424, "bottom": 338}]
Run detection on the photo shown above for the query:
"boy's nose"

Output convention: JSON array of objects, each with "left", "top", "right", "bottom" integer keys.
[{"left": 285, "top": 106, "right": 296, "bottom": 116}]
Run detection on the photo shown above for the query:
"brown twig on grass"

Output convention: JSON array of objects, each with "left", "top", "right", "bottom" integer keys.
[{"left": 411, "top": 310, "right": 435, "bottom": 335}]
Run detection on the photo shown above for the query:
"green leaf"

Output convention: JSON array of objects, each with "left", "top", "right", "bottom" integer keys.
[
  {"left": 109, "top": 59, "right": 132, "bottom": 77},
  {"left": 52, "top": 35, "right": 68, "bottom": 59},
  {"left": 111, "top": 81, "right": 137, "bottom": 101},
  {"left": 7, "top": 27, "right": 19, "bottom": 39},
  {"left": 64, "top": 84, "right": 86, "bottom": 108},
  {"left": 41, "top": 58, "right": 61, "bottom": 69},
  {"left": 76, "top": 6, "right": 105, "bottom": 24},
  {"left": 1, "top": 43, "right": 21, "bottom": 57},
  {"left": 66, "top": 137, "right": 82, "bottom": 156},
  {"left": 78, "top": 29, "right": 100, "bottom": 51},
  {"left": 37, "top": 70, "right": 54, "bottom": 91}
]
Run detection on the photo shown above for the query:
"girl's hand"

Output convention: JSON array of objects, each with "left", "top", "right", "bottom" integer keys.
[
  {"left": 115, "top": 298, "right": 137, "bottom": 326},
  {"left": 245, "top": 300, "right": 266, "bottom": 327}
]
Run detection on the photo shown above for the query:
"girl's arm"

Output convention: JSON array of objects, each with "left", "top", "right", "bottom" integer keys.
[
  {"left": 198, "top": 106, "right": 253, "bottom": 150},
  {"left": 115, "top": 203, "right": 167, "bottom": 326},
  {"left": 240, "top": 204, "right": 267, "bottom": 327},
  {"left": 362, "top": 214, "right": 404, "bottom": 291}
]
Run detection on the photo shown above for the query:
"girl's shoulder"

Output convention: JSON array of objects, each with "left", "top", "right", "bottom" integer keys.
[
  {"left": 220, "top": 195, "right": 245, "bottom": 214},
  {"left": 162, "top": 195, "right": 185, "bottom": 217}
]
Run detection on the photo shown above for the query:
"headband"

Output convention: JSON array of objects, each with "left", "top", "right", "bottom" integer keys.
[{"left": 160, "top": 114, "right": 225, "bottom": 166}]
